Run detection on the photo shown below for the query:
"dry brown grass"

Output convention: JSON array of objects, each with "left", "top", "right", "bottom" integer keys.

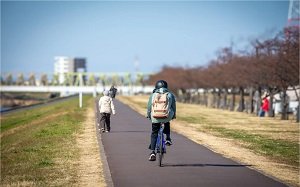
[
  {"left": 176, "top": 102, "right": 299, "bottom": 142},
  {"left": 76, "top": 105, "right": 106, "bottom": 187},
  {"left": 118, "top": 95, "right": 300, "bottom": 187}
]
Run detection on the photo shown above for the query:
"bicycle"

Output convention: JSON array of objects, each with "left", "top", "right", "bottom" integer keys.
[{"left": 156, "top": 123, "right": 166, "bottom": 167}]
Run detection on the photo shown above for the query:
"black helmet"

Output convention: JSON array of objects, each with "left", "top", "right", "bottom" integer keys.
[{"left": 155, "top": 80, "right": 168, "bottom": 89}]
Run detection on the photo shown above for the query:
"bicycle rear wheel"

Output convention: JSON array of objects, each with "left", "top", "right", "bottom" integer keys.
[{"left": 158, "top": 133, "right": 164, "bottom": 167}]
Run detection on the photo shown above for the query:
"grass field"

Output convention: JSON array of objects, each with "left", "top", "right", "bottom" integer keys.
[
  {"left": 1, "top": 95, "right": 93, "bottom": 186},
  {"left": 118, "top": 95, "right": 300, "bottom": 187}
]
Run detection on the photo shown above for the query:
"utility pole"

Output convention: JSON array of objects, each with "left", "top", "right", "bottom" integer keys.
[
  {"left": 287, "top": 0, "right": 300, "bottom": 29},
  {"left": 134, "top": 56, "right": 140, "bottom": 85},
  {"left": 286, "top": 0, "right": 300, "bottom": 36}
]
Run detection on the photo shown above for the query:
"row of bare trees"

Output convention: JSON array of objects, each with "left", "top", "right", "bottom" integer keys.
[
  {"left": 147, "top": 29, "right": 299, "bottom": 121},
  {"left": 1, "top": 73, "right": 147, "bottom": 86}
]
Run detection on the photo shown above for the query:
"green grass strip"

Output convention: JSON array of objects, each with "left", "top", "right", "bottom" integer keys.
[
  {"left": 204, "top": 126, "right": 299, "bottom": 167},
  {"left": 1, "top": 95, "right": 92, "bottom": 186},
  {"left": 1, "top": 97, "right": 81, "bottom": 132}
]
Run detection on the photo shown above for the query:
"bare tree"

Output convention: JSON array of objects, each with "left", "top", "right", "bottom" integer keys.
[
  {"left": 5, "top": 74, "right": 13, "bottom": 85},
  {"left": 40, "top": 74, "right": 48, "bottom": 86},
  {"left": 28, "top": 73, "right": 36, "bottom": 86},
  {"left": 16, "top": 74, "right": 25, "bottom": 85}
]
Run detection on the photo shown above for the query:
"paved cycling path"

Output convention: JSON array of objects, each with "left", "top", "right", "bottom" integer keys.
[{"left": 97, "top": 100, "right": 288, "bottom": 187}]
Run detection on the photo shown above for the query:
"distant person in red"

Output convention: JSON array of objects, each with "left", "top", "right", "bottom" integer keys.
[{"left": 259, "top": 93, "right": 269, "bottom": 117}]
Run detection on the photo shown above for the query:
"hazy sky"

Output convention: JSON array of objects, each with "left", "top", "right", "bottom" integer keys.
[{"left": 1, "top": 1, "right": 289, "bottom": 74}]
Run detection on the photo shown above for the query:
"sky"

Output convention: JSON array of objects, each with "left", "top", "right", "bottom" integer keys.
[{"left": 1, "top": 1, "right": 289, "bottom": 75}]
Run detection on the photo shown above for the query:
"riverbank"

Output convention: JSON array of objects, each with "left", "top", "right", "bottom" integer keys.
[
  {"left": 0, "top": 93, "right": 59, "bottom": 112},
  {"left": 0, "top": 92, "right": 59, "bottom": 111}
]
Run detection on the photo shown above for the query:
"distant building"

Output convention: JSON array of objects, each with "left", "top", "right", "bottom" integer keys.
[
  {"left": 54, "top": 56, "right": 74, "bottom": 84},
  {"left": 74, "top": 58, "right": 87, "bottom": 73},
  {"left": 54, "top": 56, "right": 87, "bottom": 84},
  {"left": 74, "top": 58, "right": 87, "bottom": 85}
]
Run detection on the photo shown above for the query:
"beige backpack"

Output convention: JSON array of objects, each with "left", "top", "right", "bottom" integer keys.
[{"left": 151, "top": 92, "right": 170, "bottom": 119}]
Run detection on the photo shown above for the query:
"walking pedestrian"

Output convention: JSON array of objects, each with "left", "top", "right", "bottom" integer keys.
[
  {"left": 259, "top": 93, "right": 269, "bottom": 117},
  {"left": 99, "top": 90, "right": 116, "bottom": 132},
  {"left": 109, "top": 85, "right": 118, "bottom": 99}
]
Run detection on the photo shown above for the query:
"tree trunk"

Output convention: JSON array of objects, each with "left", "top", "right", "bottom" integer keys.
[
  {"left": 223, "top": 88, "right": 228, "bottom": 109},
  {"left": 292, "top": 86, "right": 300, "bottom": 123},
  {"left": 179, "top": 88, "right": 186, "bottom": 103},
  {"left": 281, "top": 89, "right": 289, "bottom": 120},
  {"left": 217, "top": 89, "right": 221, "bottom": 108},
  {"left": 187, "top": 91, "right": 191, "bottom": 103},
  {"left": 249, "top": 87, "right": 254, "bottom": 114},
  {"left": 204, "top": 89, "right": 208, "bottom": 107},
  {"left": 296, "top": 104, "right": 300, "bottom": 122},
  {"left": 212, "top": 89, "right": 216, "bottom": 108},
  {"left": 297, "top": 105, "right": 300, "bottom": 123},
  {"left": 268, "top": 92, "right": 275, "bottom": 117},
  {"left": 230, "top": 88, "right": 236, "bottom": 111},
  {"left": 238, "top": 87, "right": 245, "bottom": 112},
  {"left": 255, "top": 87, "right": 262, "bottom": 116},
  {"left": 196, "top": 90, "right": 200, "bottom": 104},
  {"left": 199, "top": 91, "right": 203, "bottom": 105}
]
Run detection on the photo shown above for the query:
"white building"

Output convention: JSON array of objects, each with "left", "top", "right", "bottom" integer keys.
[
  {"left": 273, "top": 87, "right": 300, "bottom": 115},
  {"left": 54, "top": 56, "right": 74, "bottom": 84}
]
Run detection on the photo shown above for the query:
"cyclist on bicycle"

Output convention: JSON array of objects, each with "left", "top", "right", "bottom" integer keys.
[{"left": 147, "top": 80, "right": 176, "bottom": 161}]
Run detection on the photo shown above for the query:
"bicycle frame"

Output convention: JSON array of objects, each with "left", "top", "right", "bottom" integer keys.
[{"left": 156, "top": 123, "right": 166, "bottom": 167}]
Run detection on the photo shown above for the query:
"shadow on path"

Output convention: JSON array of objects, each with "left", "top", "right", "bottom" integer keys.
[
  {"left": 163, "top": 163, "right": 252, "bottom": 167},
  {"left": 107, "top": 130, "right": 149, "bottom": 133}
]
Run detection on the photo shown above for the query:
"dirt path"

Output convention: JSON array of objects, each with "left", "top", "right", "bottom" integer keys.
[{"left": 76, "top": 106, "right": 106, "bottom": 186}]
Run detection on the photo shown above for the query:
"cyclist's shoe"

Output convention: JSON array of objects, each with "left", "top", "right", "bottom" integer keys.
[
  {"left": 148, "top": 152, "right": 156, "bottom": 161},
  {"left": 166, "top": 140, "right": 173, "bottom": 146}
]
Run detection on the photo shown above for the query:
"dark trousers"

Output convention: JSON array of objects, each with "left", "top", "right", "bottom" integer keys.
[
  {"left": 149, "top": 122, "right": 171, "bottom": 151},
  {"left": 99, "top": 113, "right": 111, "bottom": 131}
]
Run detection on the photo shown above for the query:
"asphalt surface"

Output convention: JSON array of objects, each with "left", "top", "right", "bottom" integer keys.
[{"left": 96, "top": 99, "right": 288, "bottom": 187}]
